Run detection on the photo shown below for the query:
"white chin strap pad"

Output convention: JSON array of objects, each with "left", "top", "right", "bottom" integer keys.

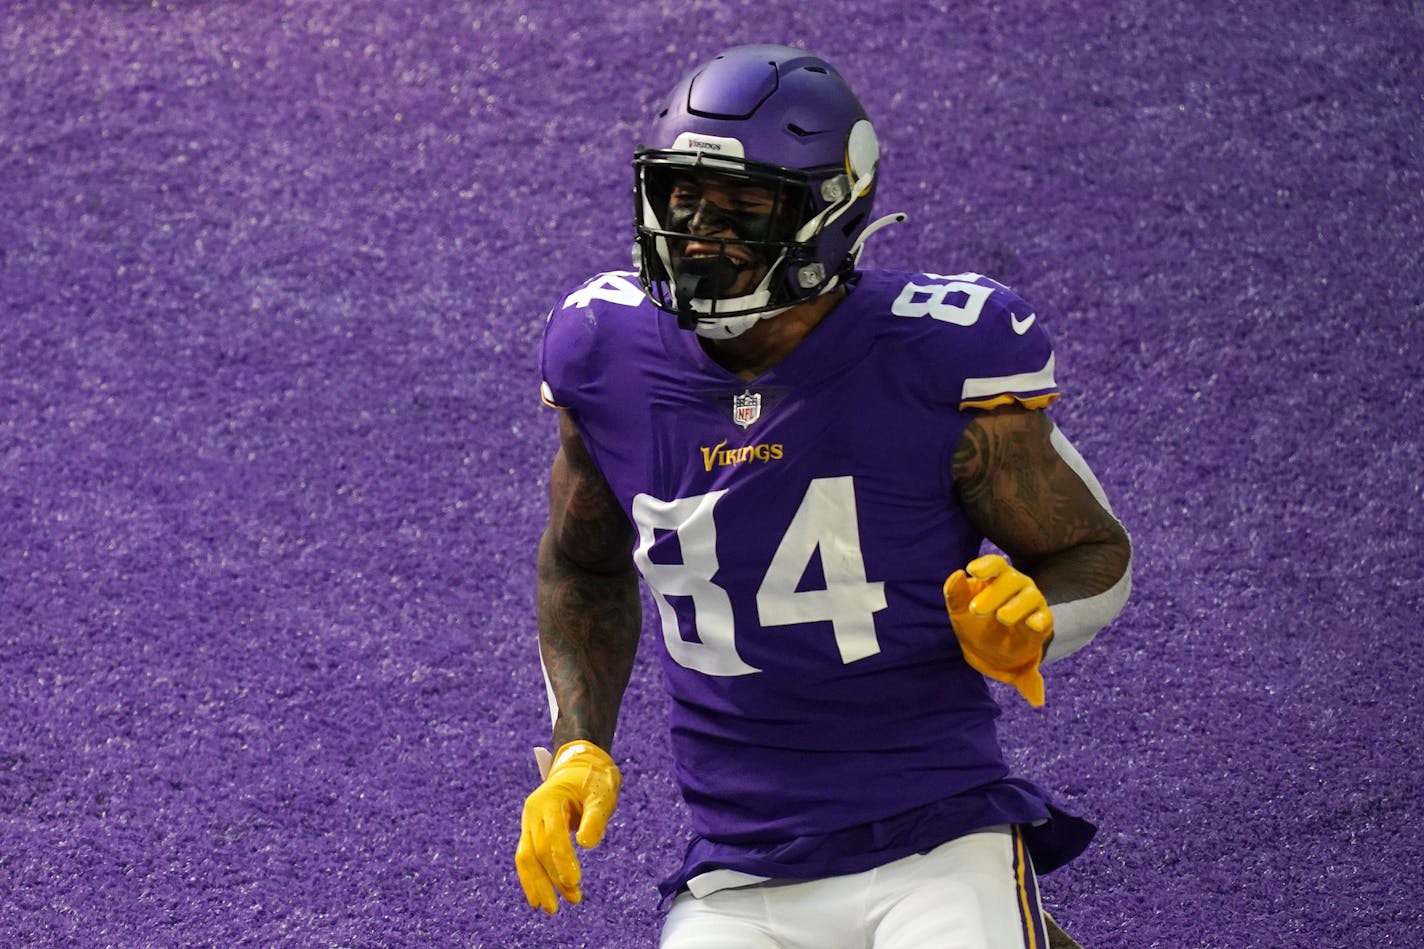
[
  {"left": 689, "top": 267, "right": 841, "bottom": 340},
  {"left": 693, "top": 306, "right": 789, "bottom": 339}
]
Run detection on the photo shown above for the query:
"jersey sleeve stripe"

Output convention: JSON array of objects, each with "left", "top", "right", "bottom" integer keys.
[
  {"left": 959, "top": 353, "right": 1057, "bottom": 410},
  {"left": 539, "top": 380, "right": 566, "bottom": 409}
]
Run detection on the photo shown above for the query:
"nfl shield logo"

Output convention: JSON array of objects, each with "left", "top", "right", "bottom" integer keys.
[{"left": 732, "top": 390, "right": 762, "bottom": 429}]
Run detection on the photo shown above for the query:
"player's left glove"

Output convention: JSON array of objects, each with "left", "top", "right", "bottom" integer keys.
[
  {"left": 944, "top": 554, "right": 1054, "bottom": 707},
  {"left": 515, "top": 740, "right": 622, "bottom": 914}
]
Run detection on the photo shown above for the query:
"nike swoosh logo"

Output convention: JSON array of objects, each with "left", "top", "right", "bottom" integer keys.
[{"left": 1010, "top": 312, "right": 1037, "bottom": 335}]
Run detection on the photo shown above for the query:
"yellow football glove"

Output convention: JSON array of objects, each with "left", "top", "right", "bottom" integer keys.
[
  {"left": 515, "top": 740, "right": 622, "bottom": 914},
  {"left": 944, "top": 554, "right": 1054, "bottom": 707}
]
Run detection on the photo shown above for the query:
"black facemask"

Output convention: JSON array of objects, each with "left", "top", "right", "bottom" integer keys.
[{"left": 663, "top": 199, "right": 780, "bottom": 328}]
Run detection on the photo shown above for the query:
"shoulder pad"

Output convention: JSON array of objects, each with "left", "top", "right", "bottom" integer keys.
[
  {"left": 539, "top": 271, "right": 647, "bottom": 410},
  {"left": 868, "top": 270, "right": 1060, "bottom": 410}
]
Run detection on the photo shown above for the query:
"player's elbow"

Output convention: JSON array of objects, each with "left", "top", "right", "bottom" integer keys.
[
  {"left": 539, "top": 522, "right": 636, "bottom": 580},
  {"left": 1043, "top": 529, "right": 1132, "bottom": 665}
]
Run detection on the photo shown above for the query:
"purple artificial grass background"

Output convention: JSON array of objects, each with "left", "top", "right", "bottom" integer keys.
[{"left": 2, "top": 1, "right": 1421, "bottom": 946}]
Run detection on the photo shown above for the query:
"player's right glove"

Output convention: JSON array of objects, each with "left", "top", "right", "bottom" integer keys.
[
  {"left": 944, "top": 554, "right": 1054, "bottom": 707},
  {"left": 515, "top": 740, "right": 622, "bottom": 914}
]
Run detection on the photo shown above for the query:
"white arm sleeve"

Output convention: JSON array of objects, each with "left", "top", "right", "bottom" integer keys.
[
  {"left": 533, "top": 653, "right": 559, "bottom": 778},
  {"left": 1041, "top": 426, "right": 1133, "bottom": 664},
  {"left": 539, "top": 650, "right": 560, "bottom": 726}
]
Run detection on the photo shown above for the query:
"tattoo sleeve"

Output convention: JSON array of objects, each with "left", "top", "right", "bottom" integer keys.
[
  {"left": 536, "top": 413, "right": 642, "bottom": 751},
  {"left": 952, "top": 406, "right": 1131, "bottom": 606}
]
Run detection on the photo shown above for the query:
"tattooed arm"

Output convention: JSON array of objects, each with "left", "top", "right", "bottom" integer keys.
[
  {"left": 952, "top": 405, "right": 1131, "bottom": 658},
  {"left": 537, "top": 411, "right": 642, "bottom": 751},
  {"left": 514, "top": 413, "right": 639, "bottom": 915}
]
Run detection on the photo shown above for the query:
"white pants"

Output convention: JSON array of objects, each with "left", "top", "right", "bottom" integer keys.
[{"left": 660, "top": 826, "right": 1048, "bottom": 949}]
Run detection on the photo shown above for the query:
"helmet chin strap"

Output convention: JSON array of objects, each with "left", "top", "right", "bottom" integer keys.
[
  {"left": 691, "top": 307, "right": 788, "bottom": 339},
  {"left": 847, "top": 212, "right": 908, "bottom": 267}
]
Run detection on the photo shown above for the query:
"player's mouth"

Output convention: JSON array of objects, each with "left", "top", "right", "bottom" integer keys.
[
  {"left": 668, "top": 244, "right": 759, "bottom": 304},
  {"left": 680, "top": 240, "right": 751, "bottom": 264}
]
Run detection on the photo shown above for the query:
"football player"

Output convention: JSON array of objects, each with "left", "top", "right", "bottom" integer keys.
[{"left": 517, "top": 44, "right": 1132, "bottom": 948}]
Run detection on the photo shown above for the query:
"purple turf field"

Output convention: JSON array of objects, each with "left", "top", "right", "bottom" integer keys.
[{"left": 2, "top": 1, "right": 1421, "bottom": 946}]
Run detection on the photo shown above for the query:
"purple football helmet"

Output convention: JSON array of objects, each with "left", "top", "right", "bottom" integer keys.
[{"left": 634, "top": 45, "right": 894, "bottom": 334}]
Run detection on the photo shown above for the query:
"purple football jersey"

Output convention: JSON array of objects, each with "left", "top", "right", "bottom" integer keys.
[{"left": 539, "top": 268, "right": 1092, "bottom": 895}]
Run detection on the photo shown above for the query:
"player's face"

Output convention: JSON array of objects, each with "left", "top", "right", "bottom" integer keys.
[{"left": 665, "top": 172, "right": 783, "bottom": 297}]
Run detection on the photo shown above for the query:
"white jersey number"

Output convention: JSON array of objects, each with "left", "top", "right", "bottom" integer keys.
[
  {"left": 890, "top": 272, "right": 993, "bottom": 326},
  {"left": 632, "top": 476, "right": 887, "bottom": 677},
  {"left": 562, "top": 271, "right": 644, "bottom": 310}
]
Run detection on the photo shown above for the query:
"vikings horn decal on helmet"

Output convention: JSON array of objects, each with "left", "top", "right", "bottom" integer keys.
[{"left": 633, "top": 45, "right": 905, "bottom": 338}]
